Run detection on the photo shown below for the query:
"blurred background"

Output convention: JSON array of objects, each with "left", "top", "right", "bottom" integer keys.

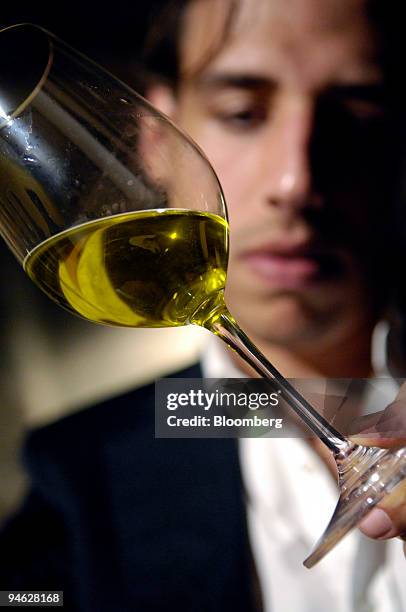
[{"left": 0, "top": 1, "right": 207, "bottom": 525}]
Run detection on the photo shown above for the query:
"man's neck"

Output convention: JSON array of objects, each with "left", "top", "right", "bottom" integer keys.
[{"left": 229, "top": 328, "right": 374, "bottom": 379}]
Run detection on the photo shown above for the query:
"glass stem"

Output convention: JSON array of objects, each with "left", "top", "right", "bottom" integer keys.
[{"left": 208, "top": 307, "right": 351, "bottom": 455}]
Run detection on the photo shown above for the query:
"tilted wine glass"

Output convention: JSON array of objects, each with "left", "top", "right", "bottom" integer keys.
[{"left": 1, "top": 23, "right": 406, "bottom": 568}]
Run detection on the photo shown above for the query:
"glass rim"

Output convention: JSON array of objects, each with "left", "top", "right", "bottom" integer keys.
[
  {"left": 0, "top": 23, "right": 54, "bottom": 127},
  {"left": 0, "top": 22, "right": 221, "bottom": 175}
]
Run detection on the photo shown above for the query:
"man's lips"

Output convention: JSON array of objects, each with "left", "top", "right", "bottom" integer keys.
[{"left": 239, "top": 243, "right": 344, "bottom": 288}]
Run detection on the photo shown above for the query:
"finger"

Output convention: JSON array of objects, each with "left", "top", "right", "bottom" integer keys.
[
  {"left": 350, "top": 399, "right": 406, "bottom": 448},
  {"left": 349, "top": 412, "right": 382, "bottom": 435},
  {"left": 350, "top": 434, "right": 406, "bottom": 449},
  {"left": 358, "top": 479, "right": 406, "bottom": 540}
]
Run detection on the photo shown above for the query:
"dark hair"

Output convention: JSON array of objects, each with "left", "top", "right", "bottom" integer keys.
[
  {"left": 142, "top": 0, "right": 190, "bottom": 87},
  {"left": 143, "top": 0, "right": 405, "bottom": 92},
  {"left": 142, "top": 0, "right": 239, "bottom": 89}
]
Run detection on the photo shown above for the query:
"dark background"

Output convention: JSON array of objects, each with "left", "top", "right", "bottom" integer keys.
[
  {"left": 0, "top": 0, "right": 174, "bottom": 522},
  {"left": 0, "top": 2, "right": 164, "bottom": 67}
]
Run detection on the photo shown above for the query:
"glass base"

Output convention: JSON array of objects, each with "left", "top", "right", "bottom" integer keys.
[{"left": 304, "top": 445, "right": 406, "bottom": 568}]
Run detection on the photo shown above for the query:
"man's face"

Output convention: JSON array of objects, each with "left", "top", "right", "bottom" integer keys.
[{"left": 156, "top": 0, "right": 393, "bottom": 350}]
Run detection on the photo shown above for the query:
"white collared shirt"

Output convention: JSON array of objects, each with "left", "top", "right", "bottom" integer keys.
[{"left": 201, "top": 328, "right": 406, "bottom": 612}]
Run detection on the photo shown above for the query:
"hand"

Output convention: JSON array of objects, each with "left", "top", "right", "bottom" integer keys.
[{"left": 350, "top": 383, "right": 406, "bottom": 556}]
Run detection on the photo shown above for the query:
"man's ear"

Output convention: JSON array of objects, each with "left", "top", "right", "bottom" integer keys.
[{"left": 145, "top": 84, "right": 177, "bottom": 121}]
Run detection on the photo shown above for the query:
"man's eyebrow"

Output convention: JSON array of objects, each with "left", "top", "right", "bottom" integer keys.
[
  {"left": 326, "top": 82, "right": 386, "bottom": 102},
  {"left": 192, "top": 74, "right": 386, "bottom": 102},
  {"left": 194, "top": 73, "right": 276, "bottom": 91}
]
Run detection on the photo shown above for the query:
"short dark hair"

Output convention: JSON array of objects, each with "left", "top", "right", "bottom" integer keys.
[{"left": 142, "top": 0, "right": 239, "bottom": 89}]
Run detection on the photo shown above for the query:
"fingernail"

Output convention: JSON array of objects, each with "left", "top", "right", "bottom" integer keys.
[{"left": 359, "top": 508, "right": 395, "bottom": 539}]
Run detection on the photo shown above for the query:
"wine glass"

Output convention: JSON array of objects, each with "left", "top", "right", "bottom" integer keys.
[{"left": 1, "top": 23, "right": 405, "bottom": 569}]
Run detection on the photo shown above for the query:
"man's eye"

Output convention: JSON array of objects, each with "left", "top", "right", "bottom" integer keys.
[
  {"left": 343, "top": 99, "right": 386, "bottom": 126},
  {"left": 343, "top": 99, "right": 385, "bottom": 122},
  {"left": 214, "top": 107, "right": 267, "bottom": 129}
]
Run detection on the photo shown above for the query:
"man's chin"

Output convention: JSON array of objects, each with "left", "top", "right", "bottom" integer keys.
[{"left": 228, "top": 296, "right": 331, "bottom": 348}]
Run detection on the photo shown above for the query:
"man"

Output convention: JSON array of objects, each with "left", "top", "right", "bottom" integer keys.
[
  {"left": 1, "top": 0, "right": 406, "bottom": 610},
  {"left": 144, "top": 0, "right": 406, "bottom": 533}
]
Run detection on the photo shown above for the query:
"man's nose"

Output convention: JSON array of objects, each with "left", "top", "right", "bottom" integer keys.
[{"left": 262, "top": 99, "right": 318, "bottom": 211}]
